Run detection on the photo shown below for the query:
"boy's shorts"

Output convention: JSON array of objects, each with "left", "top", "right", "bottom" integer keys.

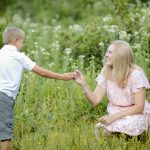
[{"left": 0, "top": 91, "right": 15, "bottom": 141}]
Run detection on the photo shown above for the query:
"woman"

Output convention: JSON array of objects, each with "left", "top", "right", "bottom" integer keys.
[{"left": 75, "top": 40, "right": 150, "bottom": 137}]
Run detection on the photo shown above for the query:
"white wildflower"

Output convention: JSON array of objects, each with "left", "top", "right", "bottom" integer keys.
[
  {"left": 41, "top": 48, "right": 46, "bottom": 52},
  {"left": 24, "top": 110, "right": 29, "bottom": 115},
  {"left": 119, "top": 31, "right": 127, "bottom": 39},
  {"left": 48, "top": 62, "right": 55, "bottom": 67},
  {"left": 43, "top": 52, "right": 50, "bottom": 56},
  {"left": 65, "top": 48, "right": 72, "bottom": 55},
  {"left": 78, "top": 55, "right": 85, "bottom": 59},
  {"left": 104, "top": 25, "right": 115, "bottom": 33},
  {"left": 99, "top": 42, "right": 104, "bottom": 47},
  {"left": 103, "top": 15, "right": 112, "bottom": 22},
  {"left": 69, "top": 58, "right": 73, "bottom": 61},
  {"left": 12, "top": 14, "right": 23, "bottom": 25},
  {"left": 34, "top": 42, "right": 38, "bottom": 45},
  {"left": 104, "top": 25, "right": 109, "bottom": 30},
  {"left": 51, "top": 42, "right": 60, "bottom": 50},
  {"left": 54, "top": 25, "right": 61, "bottom": 32},
  {"left": 133, "top": 43, "right": 141, "bottom": 49},
  {"left": 69, "top": 24, "right": 83, "bottom": 32},
  {"left": 31, "top": 29, "right": 35, "bottom": 32},
  {"left": 134, "top": 32, "right": 138, "bottom": 36},
  {"left": 30, "top": 23, "right": 38, "bottom": 28},
  {"left": 31, "top": 50, "right": 36, "bottom": 54}
]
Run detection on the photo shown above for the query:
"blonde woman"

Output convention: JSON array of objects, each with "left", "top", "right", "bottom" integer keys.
[{"left": 75, "top": 40, "right": 150, "bottom": 137}]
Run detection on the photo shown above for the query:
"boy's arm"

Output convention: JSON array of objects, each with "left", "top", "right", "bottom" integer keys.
[{"left": 32, "top": 65, "right": 75, "bottom": 80}]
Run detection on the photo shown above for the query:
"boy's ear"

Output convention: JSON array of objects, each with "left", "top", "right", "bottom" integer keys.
[{"left": 11, "top": 38, "right": 18, "bottom": 44}]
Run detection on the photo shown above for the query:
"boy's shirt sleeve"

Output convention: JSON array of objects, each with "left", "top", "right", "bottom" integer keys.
[{"left": 20, "top": 53, "right": 36, "bottom": 71}]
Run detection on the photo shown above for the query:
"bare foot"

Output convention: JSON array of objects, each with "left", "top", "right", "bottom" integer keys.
[{"left": 95, "top": 122, "right": 111, "bottom": 140}]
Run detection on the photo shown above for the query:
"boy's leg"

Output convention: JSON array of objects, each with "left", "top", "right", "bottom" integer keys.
[
  {"left": 0, "top": 92, "right": 14, "bottom": 150},
  {"left": 0, "top": 140, "right": 11, "bottom": 150}
]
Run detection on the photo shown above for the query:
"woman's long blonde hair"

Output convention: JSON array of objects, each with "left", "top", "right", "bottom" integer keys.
[{"left": 102, "top": 40, "right": 134, "bottom": 88}]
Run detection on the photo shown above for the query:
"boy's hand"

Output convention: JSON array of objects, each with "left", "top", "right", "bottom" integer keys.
[{"left": 61, "top": 72, "right": 76, "bottom": 80}]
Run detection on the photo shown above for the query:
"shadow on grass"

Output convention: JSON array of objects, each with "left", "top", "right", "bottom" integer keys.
[{"left": 112, "top": 131, "right": 149, "bottom": 143}]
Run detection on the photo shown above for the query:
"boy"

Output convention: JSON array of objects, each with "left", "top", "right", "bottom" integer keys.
[{"left": 0, "top": 27, "right": 75, "bottom": 150}]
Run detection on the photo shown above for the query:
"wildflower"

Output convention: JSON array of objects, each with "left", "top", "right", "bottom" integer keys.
[
  {"left": 133, "top": 43, "right": 141, "bottom": 49},
  {"left": 24, "top": 110, "right": 29, "bottom": 115},
  {"left": 103, "top": 15, "right": 112, "bottom": 22},
  {"left": 31, "top": 50, "right": 36, "bottom": 54},
  {"left": 51, "top": 42, "right": 60, "bottom": 51},
  {"left": 103, "top": 25, "right": 116, "bottom": 33},
  {"left": 72, "top": 63, "right": 78, "bottom": 70},
  {"left": 134, "top": 32, "right": 138, "bottom": 36},
  {"left": 69, "top": 24, "right": 83, "bottom": 32},
  {"left": 48, "top": 62, "right": 54, "bottom": 67},
  {"left": 41, "top": 48, "right": 46, "bottom": 52},
  {"left": 69, "top": 58, "right": 73, "bottom": 61},
  {"left": 78, "top": 55, "right": 85, "bottom": 59},
  {"left": 54, "top": 25, "right": 61, "bottom": 32},
  {"left": 31, "top": 29, "right": 35, "bottom": 33},
  {"left": 34, "top": 42, "right": 38, "bottom": 45},
  {"left": 99, "top": 42, "right": 104, "bottom": 47},
  {"left": 65, "top": 48, "right": 72, "bottom": 55},
  {"left": 119, "top": 31, "right": 127, "bottom": 39},
  {"left": 43, "top": 52, "right": 50, "bottom": 56}
]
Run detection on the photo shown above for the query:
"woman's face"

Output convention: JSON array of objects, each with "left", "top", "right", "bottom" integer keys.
[{"left": 105, "top": 44, "right": 115, "bottom": 66}]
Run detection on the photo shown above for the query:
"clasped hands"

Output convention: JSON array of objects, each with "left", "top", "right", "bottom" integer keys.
[{"left": 73, "top": 70, "right": 86, "bottom": 85}]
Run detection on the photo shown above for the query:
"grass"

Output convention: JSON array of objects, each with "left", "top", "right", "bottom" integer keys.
[
  {"left": 9, "top": 72, "right": 150, "bottom": 150},
  {"left": 0, "top": 2, "right": 150, "bottom": 148}
]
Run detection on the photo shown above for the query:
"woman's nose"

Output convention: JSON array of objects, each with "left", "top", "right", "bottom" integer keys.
[{"left": 105, "top": 52, "right": 109, "bottom": 57}]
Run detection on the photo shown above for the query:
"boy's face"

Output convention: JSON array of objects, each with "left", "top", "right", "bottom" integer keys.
[{"left": 15, "top": 38, "right": 24, "bottom": 51}]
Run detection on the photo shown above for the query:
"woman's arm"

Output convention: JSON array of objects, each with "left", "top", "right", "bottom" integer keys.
[
  {"left": 100, "top": 89, "right": 145, "bottom": 125},
  {"left": 75, "top": 71, "right": 106, "bottom": 106}
]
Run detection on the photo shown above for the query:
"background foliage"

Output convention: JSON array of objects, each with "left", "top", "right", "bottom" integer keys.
[{"left": 0, "top": 0, "right": 150, "bottom": 149}]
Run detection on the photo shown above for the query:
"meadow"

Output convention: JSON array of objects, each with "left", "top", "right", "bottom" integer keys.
[{"left": 0, "top": 0, "right": 150, "bottom": 149}]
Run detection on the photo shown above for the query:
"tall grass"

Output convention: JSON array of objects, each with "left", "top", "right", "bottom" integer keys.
[{"left": 0, "top": 1, "right": 150, "bottom": 149}]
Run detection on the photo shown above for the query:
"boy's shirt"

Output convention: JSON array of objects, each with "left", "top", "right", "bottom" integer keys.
[{"left": 0, "top": 45, "right": 36, "bottom": 100}]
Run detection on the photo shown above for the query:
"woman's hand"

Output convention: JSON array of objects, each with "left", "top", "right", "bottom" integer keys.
[
  {"left": 99, "top": 115, "right": 116, "bottom": 125},
  {"left": 74, "top": 70, "right": 86, "bottom": 86}
]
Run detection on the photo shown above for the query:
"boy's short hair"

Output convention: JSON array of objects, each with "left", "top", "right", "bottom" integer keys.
[{"left": 3, "top": 27, "right": 25, "bottom": 44}]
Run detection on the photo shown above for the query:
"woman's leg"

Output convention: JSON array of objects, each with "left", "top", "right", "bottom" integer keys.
[{"left": 95, "top": 122, "right": 111, "bottom": 139}]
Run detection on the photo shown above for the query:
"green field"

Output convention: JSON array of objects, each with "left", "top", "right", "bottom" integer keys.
[{"left": 0, "top": 0, "right": 150, "bottom": 149}]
